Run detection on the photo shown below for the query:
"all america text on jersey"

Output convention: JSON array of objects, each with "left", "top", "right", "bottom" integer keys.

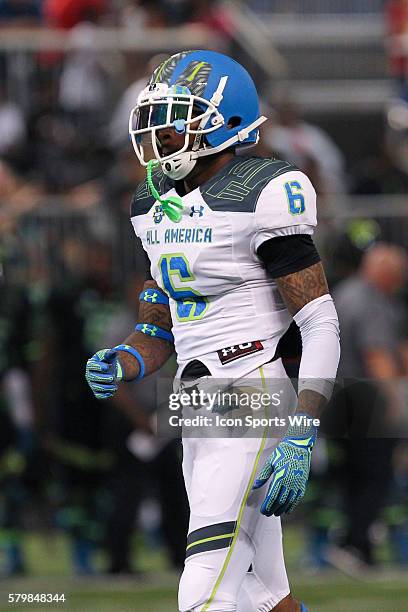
[{"left": 145, "top": 227, "right": 213, "bottom": 245}]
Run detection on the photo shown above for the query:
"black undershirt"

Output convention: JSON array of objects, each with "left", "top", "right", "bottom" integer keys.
[
  {"left": 143, "top": 249, "right": 153, "bottom": 280},
  {"left": 257, "top": 234, "right": 321, "bottom": 278}
]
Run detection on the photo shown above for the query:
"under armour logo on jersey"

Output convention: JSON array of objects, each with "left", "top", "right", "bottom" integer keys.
[
  {"left": 190, "top": 205, "right": 204, "bottom": 217},
  {"left": 153, "top": 204, "right": 164, "bottom": 224}
]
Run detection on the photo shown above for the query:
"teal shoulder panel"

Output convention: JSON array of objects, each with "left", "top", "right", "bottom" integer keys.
[
  {"left": 201, "top": 156, "right": 297, "bottom": 212},
  {"left": 130, "top": 167, "right": 174, "bottom": 217}
]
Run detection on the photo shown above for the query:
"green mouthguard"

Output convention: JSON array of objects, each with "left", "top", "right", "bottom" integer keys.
[{"left": 146, "top": 160, "right": 184, "bottom": 223}]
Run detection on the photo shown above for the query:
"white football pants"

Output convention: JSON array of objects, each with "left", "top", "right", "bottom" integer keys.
[{"left": 177, "top": 357, "right": 296, "bottom": 612}]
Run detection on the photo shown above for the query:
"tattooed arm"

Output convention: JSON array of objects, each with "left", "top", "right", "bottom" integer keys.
[
  {"left": 275, "top": 261, "right": 329, "bottom": 316},
  {"left": 116, "top": 279, "right": 174, "bottom": 381},
  {"left": 275, "top": 261, "right": 340, "bottom": 418}
]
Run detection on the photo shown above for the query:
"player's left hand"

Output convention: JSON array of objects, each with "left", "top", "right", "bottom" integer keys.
[{"left": 252, "top": 416, "right": 317, "bottom": 516}]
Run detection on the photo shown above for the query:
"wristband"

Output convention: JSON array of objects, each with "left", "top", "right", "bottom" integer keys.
[
  {"left": 135, "top": 323, "right": 174, "bottom": 343},
  {"left": 139, "top": 288, "right": 169, "bottom": 305},
  {"left": 113, "top": 344, "right": 145, "bottom": 382}
]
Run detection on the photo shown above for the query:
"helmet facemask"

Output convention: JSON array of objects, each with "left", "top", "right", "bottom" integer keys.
[{"left": 129, "top": 83, "right": 225, "bottom": 179}]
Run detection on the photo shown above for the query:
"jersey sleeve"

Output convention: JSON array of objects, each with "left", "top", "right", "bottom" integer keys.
[{"left": 251, "top": 170, "right": 317, "bottom": 255}]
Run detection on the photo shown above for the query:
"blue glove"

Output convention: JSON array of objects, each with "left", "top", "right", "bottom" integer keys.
[
  {"left": 85, "top": 349, "right": 123, "bottom": 400},
  {"left": 253, "top": 415, "right": 317, "bottom": 516}
]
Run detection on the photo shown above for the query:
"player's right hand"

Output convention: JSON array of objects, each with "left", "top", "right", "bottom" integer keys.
[{"left": 85, "top": 349, "right": 123, "bottom": 400}]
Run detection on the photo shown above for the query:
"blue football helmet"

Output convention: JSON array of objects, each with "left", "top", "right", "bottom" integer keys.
[{"left": 129, "top": 50, "right": 267, "bottom": 179}]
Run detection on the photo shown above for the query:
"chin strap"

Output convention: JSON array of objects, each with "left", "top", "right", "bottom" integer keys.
[
  {"left": 146, "top": 160, "right": 184, "bottom": 223},
  {"left": 196, "top": 115, "right": 268, "bottom": 158}
]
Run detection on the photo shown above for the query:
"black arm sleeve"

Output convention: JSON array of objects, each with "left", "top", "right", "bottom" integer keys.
[
  {"left": 257, "top": 234, "right": 321, "bottom": 278},
  {"left": 133, "top": 235, "right": 152, "bottom": 280},
  {"left": 143, "top": 250, "right": 153, "bottom": 280}
]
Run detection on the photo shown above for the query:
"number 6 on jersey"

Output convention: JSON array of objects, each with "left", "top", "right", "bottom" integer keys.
[
  {"left": 159, "top": 253, "right": 208, "bottom": 322},
  {"left": 285, "top": 181, "right": 305, "bottom": 215}
]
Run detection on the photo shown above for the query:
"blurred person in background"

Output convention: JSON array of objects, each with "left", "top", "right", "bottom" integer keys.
[
  {"left": 0, "top": 155, "right": 44, "bottom": 234},
  {"left": 24, "top": 72, "right": 112, "bottom": 193},
  {"left": 0, "top": 282, "right": 36, "bottom": 577},
  {"left": 43, "top": 0, "right": 107, "bottom": 30},
  {"left": 0, "top": 242, "right": 52, "bottom": 577},
  {"left": 58, "top": 20, "right": 120, "bottom": 124},
  {"left": 386, "top": 442, "right": 408, "bottom": 564},
  {"left": 323, "top": 243, "right": 408, "bottom": 572},
  {"left": 0, "top": 83, "right": 26, "bottom": 156},
  {"left": 352, "top": 133, "right": 408, "bottom": 195},
  {"left": 385, "top": 0, "right": 408, "bottom": 98},
  {"left": 118, "top": 0, "right": 166, "bottom": 29},
  {"left": 0, "top": 398, "right": 26, "bottom": 576},
  {"left": 263, "top": 93, "right": 346, "bottom": 197},
  {"left": 0, "top": 0, "right": 42, "bottom": 25},
  {"left": 184, "top": 0, "right": 234, "bottom": 41},
  {"left": 36, "top": 238, "right": 120, "bottom": 575}
]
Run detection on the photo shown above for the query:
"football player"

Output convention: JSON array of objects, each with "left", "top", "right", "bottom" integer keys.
[{"left": 85, "top": 50, "right": 340, "bottom": 612}]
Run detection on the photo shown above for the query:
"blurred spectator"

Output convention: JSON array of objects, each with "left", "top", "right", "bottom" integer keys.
[
  {"left": 0, "top": 85, "right": 25, "bottom": 155},
  {"left": 0, "top": 0, "right": 42, "bottom": 25},
  {"left": 186, "top": 0, "right": 234, "bottom": 40},
  {"left": 386, "top": 443, "right": 408, "bottom": 564},
  {"left": 263, "top": 94, "right": 346, "bottom": 195},
  {"left": 352, "top": 134, "right": 408, "bottom": 194},
  {"left": 324, "top": 243, "right": 408, "bottom": 572},
  {"left": 107, "top": 53, "right": 168, "bottom": 151},
  {"left": 0, "top": 273, "right": 51, "bottom": 577},
  {"left": 0, "top": 401, "right": 26, "bottom": 576},
  {"left": 0, "top": 156, "right": 43, "bottom": 235},
  {"left": 119, "top": 0, "right": 166, "bottom": 29},
  {"left": 58, "top": 22, "right": 117, "bottom": 117},
  {"left": 0, "top": 286, "right": 30, "bottom": 576},
  {"left": 35, "top": 239, "right": 121, "bottom": 574},
  {"left": 102, "top": 148, "right": 147, "bottom": 217},
  {"left": 158, "top": 0, "right": 192, "bottom": 25},
  {"left": 24, "top": 71, "right": 113, "bottom": 193},
  {"left": 324, "top": 219, "right": 382, "bottom": 287},
  {"left": 43, "top": 0, "right": 106, "bottom": 29},
  {"left": 334, "top": 243, "right": 408, "bottom": 382},
  {"left": 385, "top": 0, "right": 408, "bottom": 98}
]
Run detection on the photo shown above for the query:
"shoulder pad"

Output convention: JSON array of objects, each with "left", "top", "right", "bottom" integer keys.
[
  {"left": 201, "top": 157, "right": 297, "bottom": 213},
  {"left": 130, "top": 167, "right": 174, "bottom": 217}
]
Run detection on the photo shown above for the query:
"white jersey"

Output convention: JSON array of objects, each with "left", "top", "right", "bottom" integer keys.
[{"left": 131, "top": 156, "right": 317, "bottom": 365}]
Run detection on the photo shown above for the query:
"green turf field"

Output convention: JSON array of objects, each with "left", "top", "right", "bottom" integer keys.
[
  {"left": 0, "top": 532, "right": 406, "bottom": 611},
  {"left": 0, "top": 572, "right": 407, "bottom": 612}
]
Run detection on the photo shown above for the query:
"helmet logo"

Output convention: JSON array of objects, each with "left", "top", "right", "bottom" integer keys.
[
  {"left": 176, "top": 60, "right": 212, "bottom": 96},
  {"left": 150, "top": 51, "right": 191, "bottom": 86}
]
